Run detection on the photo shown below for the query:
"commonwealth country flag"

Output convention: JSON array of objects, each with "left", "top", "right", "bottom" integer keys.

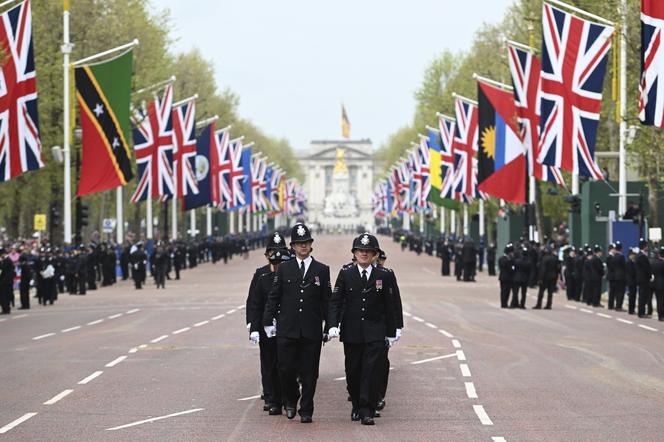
[
  {"left": 75, "top": 49, "right": 133, "bottom": 196},
  {"left": 427, "top": 128, "right": 459, "bottom": 209},
  {"left": 341, "top": 104, "right": 350, "bottom": 138}
]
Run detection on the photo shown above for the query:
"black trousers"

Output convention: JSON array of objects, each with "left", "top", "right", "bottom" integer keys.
[
  {"left": 441, "top": 259, "right": 450, "bottom": 276},
  {"left": 536, "top": 280, "right": 556, "bottom": 308},
  {"left": 487, "top": 260, "right": 496, "bottom": 276},
  {"left": 499, "top": 281, "right": 511, "bottom": 307},
  {"left": 19, "top": 283, "right": 30, "bottom": 309},
  {"left": 627, "top": 284, "right": 637, "bottom": 314},
  {"left": 259, "top": 334, "right": 281, "bottom": 407},
  {"left": 637, "top": 284, "right": 653, "bottom": 316},
  {"left": 574, "top": 278, "right": 583, "bottom": 301},
  {"left": 377, "top": 346, "right": 390, "bottom": 401},
  {"left": 610, "top": 280, "right": 625, "bottom": 310},
  {"left": 344, "top": 340, "right": 385, "bottom": 419},
  {"left": 512, "top": 284, "right": 527, "bottom": 307},
  {"left": 656, "top": 288, "right": 664, "bottom": 320},
  {"left": 277, "top": 336, "right": 321, "bottom": 417}
]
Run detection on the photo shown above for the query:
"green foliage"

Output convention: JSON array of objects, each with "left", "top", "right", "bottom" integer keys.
[{"left": 0, "top": 0, "right": 300, "bottom": 240}]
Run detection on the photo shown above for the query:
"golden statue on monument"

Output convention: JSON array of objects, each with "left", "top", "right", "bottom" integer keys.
[{"left": 333, "top": 148, "right": 348, "bottom": 174}]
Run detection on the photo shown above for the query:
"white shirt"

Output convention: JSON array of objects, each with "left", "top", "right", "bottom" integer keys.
[
  {"left": 296, "top": 256, "right": 313, "bottom": 277},
  {"left": 357, "top": 263, "right": 372, "bottom": 280}
]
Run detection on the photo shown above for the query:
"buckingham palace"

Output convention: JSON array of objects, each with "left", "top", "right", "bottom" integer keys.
[{"left": 297, "top": 139, "right": 380, "bottom": 232}]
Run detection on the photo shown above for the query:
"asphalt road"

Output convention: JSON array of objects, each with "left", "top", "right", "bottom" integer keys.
[{"left": 1, "top": 234, "right": 663, "bottom": 441}]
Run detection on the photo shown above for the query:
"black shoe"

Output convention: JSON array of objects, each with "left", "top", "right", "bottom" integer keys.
[
  {"left": 373, "top": 411, "right": 381, "bottom": 418},
  {"left": 376, "top": 399, "right": 385, "bottom": 411},
  {"left": 285, "top": 407, "right": 296, "bottom": 419},
  {"left": 638, "top": 314, "right": 648, "bottom": 318},
  {"left": 263, "top": 404, "right": 270, "bottom": 411},
  {"left": 532, "top": 305, "right": 541, "bottom": 309},
  {"left": 543, "top": 306, "right": 552, "bottom": 310},
  {"left": 351, "top": 410, "right": 360, "bottom": 421},
  {"left": 615, "top": 308, "right": 624, "bottom": 312},
  {"left": 300, "top": 415, "right": 312, "bottom": 423},
  {"left": 269, "top": 406, "right": 282, "bottom": 415},
  {"left": 347, "top": 395, "right": 352, "bottom": 401},
  {"left": 361, "top": 417, "right": 375, "bottom": 426}
]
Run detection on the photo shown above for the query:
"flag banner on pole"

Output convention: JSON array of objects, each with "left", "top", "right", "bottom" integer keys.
[
  {"left": 507, "top": 42, "right": 565, "bottom": 186},
  {"left": 295, "top": 183, "right": 307, "bottom": 216},
  {"left": 183, "top": 122, "right": 217, "bottom": 210},
  {"left": 269, "top": 167, "right": 283, "bottom": 213},
  {"left": 418, "top": 137, "right": 431, "bottom": 208},
  {"left": 173, "top": 100, "right": 199, "bottom": 198},
  {"left": 477, "top": 80, "right": 526, "bottom": 203},
  {"left": 538, "top": 2, "right": 614, "bottom": 180},
  {"left": 341, "top": 104, "right": 350, "bottom": 138},
  {"left": 75, "top": 48, "right": 133, "bottom": 196},
  {"left": 285, "top": 178, "right": 297, "bottom": 215},
  {"left": 218, "top": 137, "right": 244, "bottom": 211},
  {"left": 386, "top": 176, "right": 395, "bottom": 215},
  {"left": 0, "top": 0, "right": 43, "bottom": 182},
  {"left": 408, "top": 149, "right": 421, "bottom": 212},
  {"left": 426, "top": 128, "right": 459, "bottom": 209},
  {"left": 639, "top": 0, "right": 664, "bottom": 126},
  {"left": 250, "top": 155, "right": 268, "bottom": 213},
  {"left": 395, "top": 160, "right": 411, "bottom": 214},
  {"left": 240, "top": 146, "right": 252, "bottom": 210},
  {"left": 438, "top": 115, "right": 458, "bottom": 202},
  {"left": 452, "top": 96, "right": 480, "bottom": 202},
  {"left": 130, "top": 82, "right": 175, "bottom": 202}
]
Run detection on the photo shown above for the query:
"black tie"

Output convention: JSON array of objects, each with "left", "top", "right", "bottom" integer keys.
[
  {"left": 300, "top": 260, "right": 306, "bottom": 279},
  {"left": 362, "top": 269, "right": 368, "bottom": 285}
]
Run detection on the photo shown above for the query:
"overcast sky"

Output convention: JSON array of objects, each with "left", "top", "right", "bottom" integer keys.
[{"left": 153, "top": 0, "right": 514, "bottom": 152}]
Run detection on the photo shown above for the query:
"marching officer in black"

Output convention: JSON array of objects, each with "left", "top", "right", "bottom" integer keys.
[
  {"left": 587, "top": 245, "right": 605, "bottom": 307},
  {"left": 573, "top": 247, "right": 586, "bottom": 301},
  {"left": 0, "top": 247, "right": 14, "bottom": 314},
  {"left": 263, "top": 223, "right": 332, "bottom": 423},
  {"left": 610, "top": 242, "right": 626, "bottom": 311},
  {"left": 486, "top": 242, "right": 496, "bottom": 276},
  {"left": 636, "top": 239, "right": 653, "bottom": 318},
  {"left": 564, "top": 247, "right": 576, "bottom": 300},
  {"left": 533, "top": 246, "right": 560, "bottom": 309},
  {"left": 626, "top": 249, "right": 638, "bottom": 314},
  {"left": 152, "top": 242, "right": 169, "bottom": 289},
  {"left": 651, "top": 246, "right": 664, "bottom": 322},
  {"left": 328, "top": 233, "right": 396, "bottom": 425},
  {"left": 512, "top": 246, "right": 531, "bottom": 308},
  {"left": 439, "top": 240, "right": 452, "bottom": 276},
  {"left": 130, "top": 242, "right": 148, "bottom": 289},
  {"left": 75, "top": 244, "right": 88, "bottom": 295},
  {"left": 605, "top": 243, "right": 616, "bottom": 306},
  {"left": 246, "top": 232, "right": 290, "bottom": 415},
  {"left": 18, "top": 253, "right": 33, "bottom": 309},
  {"left": 498, "top": 243, "right": 515, "bottom": 308}
]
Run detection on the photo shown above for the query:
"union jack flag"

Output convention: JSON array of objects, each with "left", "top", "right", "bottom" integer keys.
[
  {"left": 537, "top": 3, "right": 614, "bottom": 180},
  {"left": 418, "top": 136, "right": 431, "bottom": 206},
  {"left": 452, "top": 96, "right": 479, "bottom": 202},
  {"left": 285, "top": 178, "right": 297, "bottom": 216},
  {"left": 395, "top": 160, "right": 411, "bottom": 213},
  {"left": 438, "top": 115, "right": 456, "bottom": 200},
  {"left": 131, "top": 83, "right": 175, "bottom": 203},
  {"left": 217, "top": 137, "right": 245, "bottom": 210},
  {"left": 269, "top": 167, "right": 284, "bottom": 213},
  {"left": 639, "top": 1, "right": 664, "bottom": 126},
  {"left": 408, "top": 149, "right": 422, "bottom": 211},
  {"left": 172, "top": 101, "right": 198, "bottom": 198},
  {"left": 250, "top": 155, "right": 269, "bottom": 213},
  {"left": 0, "top": 0, "right": 42, "bottom": 182},
  {"left": 507, "top": 42, "right": 565, "bottom": 186},
  {"left": 372, "top": 182, "right": 387, "bottom": 218}
]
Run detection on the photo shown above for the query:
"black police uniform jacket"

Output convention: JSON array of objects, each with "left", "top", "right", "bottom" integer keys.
[
  {"left": 498, "top": 254, "right": 515, "bottom": 282},
  {"left": 330, "top": 265, "right": 396, "bottom": 344},
  {"left": 263, "top": 257, "right": 332, "bottom": 341},
  {"left": 246, "top": 264, "right": 272, "bottom": 335},
  {"left": 635, "top": 251, "right": 652, "bottom": 286}
]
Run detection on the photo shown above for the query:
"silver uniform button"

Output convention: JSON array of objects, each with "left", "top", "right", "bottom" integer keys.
[
  {"left": 361, "top": 317, "right": 365, "bottom": 320},
  {"left": 300, "top": 289, "right": 304, "bottom": 293},
  {"left": 300, "top": 299, "right": 303, "bottom": 302},
  {"left": 362, "top": 298, "right": 366, "bottom": 302},
  {"left": 361, "top": 308, "right": 365, "bottom": 311},
  {"left": 299, "top": 308, "right": 302, "bottom": 312}
]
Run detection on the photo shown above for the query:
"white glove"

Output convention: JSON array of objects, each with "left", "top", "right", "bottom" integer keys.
[
  {"left": 246, "top": 322, "right": 251, "bottom": 330},
  {"left": 395, "top": 328, "right": 402, "bottom": 341},
  {"left": 328, "top": 326, "right": 340, "bottom": 340},
  {"left": 386, "top": 337, "right": 397, "bottom": 347},
  {"left": 249, "top": 331, "right": 260, "bottom": 344},
  {"left": 264, "top": 325, "right": 276, "bottom": 338}
]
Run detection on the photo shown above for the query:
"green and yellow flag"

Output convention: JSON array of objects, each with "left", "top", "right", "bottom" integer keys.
[
  {"left": 75, "top": 49, "right": 133, "bottom": 196},
  {"left": 427, "top": 128, "right": 459, "bottom": 209}
]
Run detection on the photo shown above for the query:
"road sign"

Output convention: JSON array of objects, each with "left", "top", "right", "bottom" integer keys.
[
  {"left": 34, "top": 214, "right": 46, "bottom": 231},
  {"left": 102, "top": 218, "right": 117, "bottom": 233},
  {"left": 649, "top": 227, "right": 662, "bottom": 242}
]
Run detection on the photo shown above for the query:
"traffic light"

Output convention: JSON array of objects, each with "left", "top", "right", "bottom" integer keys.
[
  {"left": 49, "top": 203, "right": 60, "bottom": 232},
  {"left": 79, "top": 203, "right": 89, "bottom": 228}
]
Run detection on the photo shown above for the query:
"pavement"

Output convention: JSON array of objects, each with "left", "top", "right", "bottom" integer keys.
[{"left": 1, "top": 234, "right": 663, "bottom": 441}]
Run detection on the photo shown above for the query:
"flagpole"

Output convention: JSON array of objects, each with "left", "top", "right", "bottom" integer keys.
[
  {"left": 473, "top": 73, "right": 513, "bottom": 91},
  {"left": 62, "top": 0, "right": 72, "bottom": 244},
  {"left": 246, "top": 208, "right": 251, "bottom": 232},
  {"left": 116, "top": 187, "right": 123, "bottom": 244},
  {"left": 131, "top": 76, "right": 175, "bottom": 97},
  {"left": 618, "top": 0, "right": 627, "bottom": 217},
  {"left": 451, "top": 209, "right": 456, "bottom": 235},
  {"left": 171, "top": 196, "right": 177, "bottom": 239},
  {"left": 146, "top": 194, "right": 153, "bottom": 239},
  {"left": 238, "top": 210, "right": 243, "bottom": 233},
  {"left": 72, "top": 39, "right": 139, "bottom": 67},
  {"left": 479, "top": 199, "right": 485, "bottom": 239},
  {"left": 440, "top": 207, "right": 445, "bottom": 234},
  {"left": 190, "top": 208, "right": 196, "bottom": 238},
  {"left": 529, "top": 176, "right": 536, "bottom": 240},
  {"left": 173, "top": 94, "right": 198, "bottom": 108},
  {"left": 463, "top": 205, "right": 469, "bottom": 237},
  {"left": 545, "top": 0, "right": 614, "bottom": 26},
  {"left": 206, "top": 207, "right": 212, "bottom": 236},
  {"left": 229, "top": 211, "right": 235, "bottom": 234}
]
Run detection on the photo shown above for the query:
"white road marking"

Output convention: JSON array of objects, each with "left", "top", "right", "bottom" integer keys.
[
  {"left": 0, "top": 318, "right": 6, "bottom": 322},
  {"left": 150, "top": 335, "right": 169, "bottom": 343},
  {"left": 44, "top": 389, "right": 74, "bottom": 405},
  {"left": 411, "top": 353, "right": 457, "bottom": 365},
  {"left": 211, "top": 314, "right": 225, "bottom": 320},
  {"left": 333, "top": 376, "right": 346, "bottom": 381},
  {"left": 422, "top": 268, "right": 436, "bottom": 275},
  {"left": 194, "top": 320, "right": 209, "bottom": 327},
  {"left": 456, "top": 350, "right": 467, "bottom": 361},
  {"left": 61, "top": 326, "right": 81, "bottom": 333},
  {"left": 87, "top": 319, "right": 103, "bottom": 326},
  {"left": 237, "top": 395, "right": 261, "bottom": 401},
  {"left": 126, "top": 308, "right": 140, "bottom": 314},
  {"left": 237, "top": 305, "right": 245, "bottom": 309},
  {"left": 617, "top": 318, "right": 633, "bottom": 324},
  {"left": 460, "top": 364, "right": 471, "bottom": 377},
  {"left": 106, "top": 408, "right": 204, "bottom": 431},
  {"left": 473, "top": 405, "right": 493, "bottom": 425},
  {"left": 106, "top": 356, "right": 128, "bottom": 367},
  {"left": 638, "top": 324, "right": 658, "bottom": 332},
  {"left": 465, "top": 382, "right": 478, "bottom": 399},
  {"left": 412, "top": 316, "right": 424, "bottom": 322},
  {"left": 173, "top": 327, "right": 191, "bottom": 335},
  {"left": 564, "top": 305, "right": 578, "bottom": 310},
  {"left": 579, "top": 308, "right": 594, "bottom": 314},
  {"left": 403, "top": 311, "right": 412, "bottom": 317},
  {"left": 492, "top": 437, "right": 507, "bottom": 442},
  {"left": 0, "top": 412, "right": 38, "bottom": 434},
  {"left": 138, "top": 344, "right": 148, "bottom": 349},
  {"left": 227, "top": 309, "right": 237, "bottom": 314},
  {"left": 13, "top": 314, "right": 28, "bottom": 319},
  {"left": 108, "top": 313, "right": 123, "bottom": 319},
  {"left": 425, "top": 322, "right": 437, "bottom": 329},
  {"left": 438, "top": 329, "right": 454, "bottom": 338},
  {"left": 32, "top": 333, "right": 55, "bottom": 341},
  {"left": 78, "top": 371, "right": 103, "bottom": 385},
  {"left": 451, "top": 339, "right": 461, "bottom": 349},
  {"left": 596, "top": 313, "right": 612, "bottom": 319},
  {"left": 128, "top": 348, "right": 138, "bottom": 354}
]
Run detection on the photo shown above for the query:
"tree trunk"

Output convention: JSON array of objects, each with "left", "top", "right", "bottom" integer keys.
[{"left": 648, "top": 168, "right": 659, "bottom": 229}]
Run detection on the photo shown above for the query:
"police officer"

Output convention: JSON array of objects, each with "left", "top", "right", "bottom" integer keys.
[
  {"left": 610, "top": 242, "right": 626, "bottom": 311},
  {"left": 626, "top": 249, "right": 638, "bottom": 314},
  {"left": 152, "top": 242, "right": 169, "bottom": 289},
  {"left": 130, "top": 242, "right": 148, "bottom": 289},
  {"left": 0, "top": 247, "right": 14, "bottom": 314},
  {"left": 486, "top": 242, "right": 496, "bottom": 276},
  {"left": 587, "top": 245, "right": 605, "bottom": 307},
  {"left": 246, "top": 232, "right": 291, "bottom": 415},
  {"left": 512, "top": 247, "right": 531, "bottom": 308},
  {"left": 652, "top": 246, "right": 664, "bottom": 322},
  {"left": 328, "top": 233, "right": 396, "bottom": 425},
  {"left": 263, "top": 223, "right": 332, "bottom": 423},
  {"left": 573, "top": 247, "right": 586, "bottom": 302},
  {"left": 18, "top": 252, "right": 32, "bottom": 309},
  {"left": 564, "top": 247, "right": 576, "bottom": 301},
  {"left": 533, "top": 246, "right": 560, "bottom": 309},
  {"left": 636, "top": 239, "right": 653, "bottom": 318},
  {"left": 498, "top": 243, "right": 515, "bottom": 308}
]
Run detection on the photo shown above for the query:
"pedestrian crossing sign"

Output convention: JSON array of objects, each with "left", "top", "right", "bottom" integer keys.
[{"left": 34, "top": 214, "right": 46, "bottom": 231}]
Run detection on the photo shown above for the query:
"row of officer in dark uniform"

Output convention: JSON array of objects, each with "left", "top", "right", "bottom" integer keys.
[{"left": 245, "top": 224, "right": 403, "bottom": 426}]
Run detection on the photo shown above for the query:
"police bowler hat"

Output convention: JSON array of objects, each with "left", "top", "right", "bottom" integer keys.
[
  {"left": 290, "top": 223, "right": 313, "bottom": 243},
  {"left": 351, "top": 233, "right": 380, "bottom": 253}
]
